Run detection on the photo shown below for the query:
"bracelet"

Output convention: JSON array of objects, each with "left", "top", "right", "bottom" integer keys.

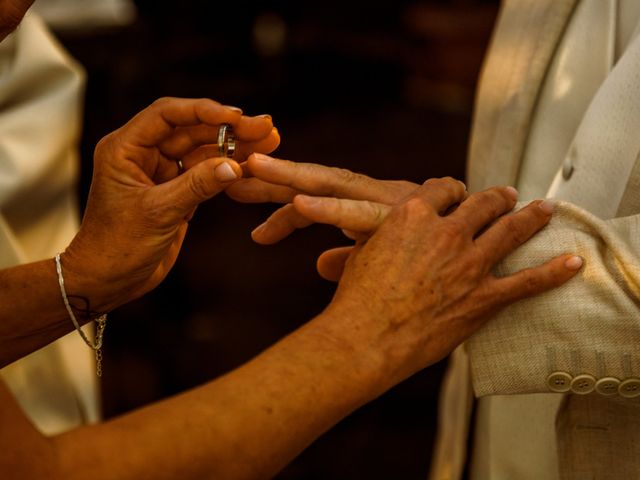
[{"left": 55, "top": 254, "right": 108, "bottom": 377}]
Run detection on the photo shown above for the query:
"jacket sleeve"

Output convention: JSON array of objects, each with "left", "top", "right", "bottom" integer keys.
[{"left": 467, "top": 201, "right": 640, "bottom": 397}]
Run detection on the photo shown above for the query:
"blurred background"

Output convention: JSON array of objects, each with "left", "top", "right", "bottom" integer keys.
[{"left": 39, "top": 0, "right": 499, "bottom": 477}]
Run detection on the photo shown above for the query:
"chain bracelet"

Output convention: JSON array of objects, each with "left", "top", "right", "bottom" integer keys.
[{"left": 55, "top": 254, "right": 108, "bottom": 377}]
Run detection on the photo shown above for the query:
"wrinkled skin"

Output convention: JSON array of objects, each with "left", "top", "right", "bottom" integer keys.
[{"left": 63, "top": 98, "right": 279, "bottom": 311}]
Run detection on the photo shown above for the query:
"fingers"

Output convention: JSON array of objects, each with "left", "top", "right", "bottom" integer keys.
[
  {"left": 405, "top": 177, "right": 467, "bottom": 214},
  {"left": 251, "top": 196, "right": 391, "bottom": 245},
  {"left": 317, "top": 246, "right": 355, "bottom": 281},
  {"left": 147, "top": 159, "right": 242, "bottom": 223},
  {"left": 226, "top": 177, "right": 301, "bottom": 203},
  {"left": 294, "top": 195, "right": 391, "bottom": 232},
  {"left": 180, "top": 128, "right": 280, "bottom": 166},
  {"left": 449, "top": 185, "right": 519, "bottom": 235},
  {"left": 120, "top": 98, "right": 243, "bottom": 147},
  {"left": 251, "top": 204, "right": 313, "bottom": 245},
  {"left": 488, "top": 254, "right": 583, "bottom": 306},
  {"left": 247, "top": 153, "right": 419, "bottom": 203},
  {"left": 476, "top": 200, "right": 555, "bottom": 265},
  {"left": 158, "top": 117, "right": 276, "bottom": 161}
]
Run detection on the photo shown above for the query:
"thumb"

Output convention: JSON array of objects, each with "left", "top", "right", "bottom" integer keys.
[
  {"left": 317, "top": 246, "right": 355, "bottom": 282},
  {"left": 150, "top": 158, "right": 241, "bottom": 221}
]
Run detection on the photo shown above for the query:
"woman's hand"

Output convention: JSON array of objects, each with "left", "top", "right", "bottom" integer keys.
[{"left": 62, "top": 98, "right": 280, "bottom": 312}]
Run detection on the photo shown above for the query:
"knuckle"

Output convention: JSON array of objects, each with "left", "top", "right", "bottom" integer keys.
[
  {"left": 368, "top": 201, "right": 385, "bottom": 224},
  {"left": 94, "top": 132, "right": 123, "bottom": 166},
  {"left": 397, "top": 197, "right": 432, "bottom": 222},
  {"left": 152, "top": 97, "right": 173, "bottom": 108},
  {"left": 423, "top": 177, "right": 442, "bottom": 187},
  {"left": 500, "top": 215, "right": 529, "bottom": 244},
  {"left": 334, "top": 167, "right": 359, "bottom": 185},
  {"left": 94, "top": 135, "right": 111, "bottom": 156},
  {"left": 442, "top": 218, "right": 465, "bottom": 236},
  {"left": 475, "top": 190, "right": 504, "bottom": 215},
  {"left": 392, "top": 180, "right": 420, "bottom": 195}
]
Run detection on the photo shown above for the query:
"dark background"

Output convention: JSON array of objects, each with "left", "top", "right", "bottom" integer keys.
[{"left": 55, "top": 1, "right": 499, "bottom": 478}]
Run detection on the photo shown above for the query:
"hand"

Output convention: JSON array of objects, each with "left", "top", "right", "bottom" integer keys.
[
  {"left": 63, "top": 98, "right": 280, "bottom": 312},
  {"left": 227, "top": 153, "right": 421, "bottom": 242},
  {"left": 317, "top": 178, "right": 582, "bottom": 390},
  {"left": 226, "top": 153, "right": 444, "bottom": 279}
]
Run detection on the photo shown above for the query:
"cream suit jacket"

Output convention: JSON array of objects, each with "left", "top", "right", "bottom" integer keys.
[
  {"left": 0, "top": 13, "right": 98, "bottom": 435},
  {"left": 430, "top": 1, "right": 640, "bottom": 479}
]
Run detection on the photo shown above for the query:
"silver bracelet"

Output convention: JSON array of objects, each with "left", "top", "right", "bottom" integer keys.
[{"left": 55, "top": 254, "right": 107, "bottom": 377}]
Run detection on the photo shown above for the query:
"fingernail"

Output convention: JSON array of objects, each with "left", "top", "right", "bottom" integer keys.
[
  {"left": 539, "top": 200, "right": 555, "bottom": 214},
  {"left": 565, "top": 255, "right": 583, "bottom": 271},
  {"left": 224, "top": 105, "right": 243, "bottom": 114},
  {"left": 257, "top": 114, "right": 272, "bottom": 120},
  {"left": 505, "top": 186, "right": 519, "bottom": 201},
  {"left": 252, "top": 222, "right": 267, "bottom": 237},
  {"left": 214, "top": 162, "right": 237, "bottom": 182}
]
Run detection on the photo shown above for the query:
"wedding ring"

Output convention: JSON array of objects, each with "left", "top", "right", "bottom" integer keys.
[
  {"left": 176, "top": 159, "right": 185, "bottom": 175},
  {"left": 217, "top": 124, "right": 236, "bottom": 158}
]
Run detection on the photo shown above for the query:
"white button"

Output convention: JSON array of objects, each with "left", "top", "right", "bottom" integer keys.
[
  {"left": 595, "top": 377, "right": 621, "bottom": 396},
  {"left": 570, "top": 374, "right": 596, "bottom": 394},
  {"left": 619, "top": 378, "right": 640, "bottom": 398},
  {"left": 547, "top": 371, "right": 572, "bottom": 392}
]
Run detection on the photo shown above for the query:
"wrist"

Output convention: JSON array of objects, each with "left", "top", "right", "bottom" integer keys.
[
  {"left": 57, "top": 248, "right": 120, "bottom": 316},
  {"left": 305, "top": 306, "right": 393, "bottom": 401}
]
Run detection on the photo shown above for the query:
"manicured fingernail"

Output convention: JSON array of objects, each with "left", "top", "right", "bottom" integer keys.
[
  {"left": 252, "top": 222, "right": 267, "bottom": 237},
  {"left": 565, "top": 255, "right": 583, "bottom": 270},
  {"left": 214, "top": 162, "right": 237, "bottom": 182},
  {"left": 539, "top": 200, "right": 555, "bottom": 214},
  {"left": 224, "top": 105, "right": 243, "bottom": 114},
  {"left": 505, "top": 186, "right": 518, "bottom": 201}
]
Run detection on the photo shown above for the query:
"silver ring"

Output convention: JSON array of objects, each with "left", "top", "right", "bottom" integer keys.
[
  {"left": 176, "top": 159, "right": 185, "bottom": 175},
  {"left": 217, "top": 124, "right": 236, "bottom": 158}
]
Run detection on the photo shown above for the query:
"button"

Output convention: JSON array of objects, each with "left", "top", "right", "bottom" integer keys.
[
  {"left": 595, "top": 377, "right": 621, "bottom": 396},
  {"left": 562, "top": 156, "right": 574, "bottom": 180},
  {"left": 547, "top": 371, "right": 573, "bottom": 392},
  {"left": 619, "top": 378, "right": 640, "bottom": 398},
  {"left": 570, "top": 374, "right": 596, "bottom": 394}
]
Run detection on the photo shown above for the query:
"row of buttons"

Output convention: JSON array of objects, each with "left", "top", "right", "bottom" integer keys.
[{"left": 547, "top": 371, "right": 640, "bottom": 397}]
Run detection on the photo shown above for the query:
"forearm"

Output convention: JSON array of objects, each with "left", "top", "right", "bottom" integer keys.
[
  {"left": 0, "top": 257, "right": 100, "bottom": 366},
  {"left": 52, "top": 311, "right": 383, "bottom": 480}
]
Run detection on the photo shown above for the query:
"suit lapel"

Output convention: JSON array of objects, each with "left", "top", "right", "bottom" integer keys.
[{"left": 466, "top": 0, "right": 579, "bottom": 192}]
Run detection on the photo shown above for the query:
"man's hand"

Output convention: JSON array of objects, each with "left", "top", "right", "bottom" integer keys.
[
  {"left": 63, "top": 98, "right": 280, "bottom": 312},
  {"left": 227, "top": 153, "right": 458, "bottom": 280},
  {"left": 316, "top": 178, "right": 582, "bottom": 391},
  {"left": 227, "top": 153, "right": 420, "bottom": 244}
]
